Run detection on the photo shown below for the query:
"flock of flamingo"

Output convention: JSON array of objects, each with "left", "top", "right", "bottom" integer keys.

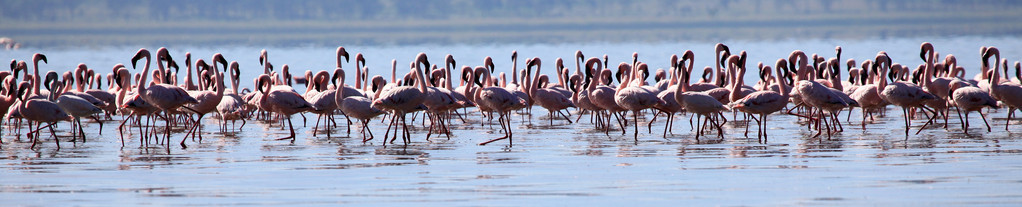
[{"left": 2, "top": 42, "right": 1021, "bottom": 150}]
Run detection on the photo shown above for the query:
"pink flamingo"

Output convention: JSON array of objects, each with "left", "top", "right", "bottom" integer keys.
[
  {"left": 338, "top": 67, "right": 386, "bottom": 142},
  {"left": 21, "top": 53, "right": 71, "bottom": 149},
  {"left": 674, "top": 52, "right": 728, "bottom": 140},
  {"left": 506, "top": 51, "right": 530, "bottom": 118},
  {"left": 181, "top": 52, "right": 198, "bottom": 91},
  {"left": 875, "top": 52, "right": 938, "bottom": 136},
  {"left": 475, "top": 63, "right": 526, "bottom": 146},
  {"left": 53, "top": 67, "right": 103, "bottom": 142},
  {"left": 371, "top": 53, "right": 431, "bottom": 146},
  {"left": 256, "top": 73, "right": 313, "bottom": 142},
  {"left": 590, "top": 60, "right": 627, "bottom": 134},
  {"left": 573, "top": 57, "right": 603, "bottom": 125},
  {"left": 308, "top": 70, "right": 338, "bottom": 137},
  {"left": 615, "top": 62, "right": 665, "bottom": 141},
  {"left": 948, "top": 79, "right": 997, "bottom": 134},
  {"left": 919, "top": 43, "right": 958, "bottom": 129},
  {"left": 849, "top": 59, "right": 888, "bottom": 130},
  {"left": 732, "top": 58, "right": 791, "bottom": 142},
  {"left": 984, "top": 47, "right": 1022, "bottom": 131},
  {"left": 217, "top": 61, "right": 247, "bottom": 131},
  {"left": 653, "top": 53, "right": 686, "bottom": 137},
  {"left": 528, "top": 57, "right": 576, "bottom": 126},
  {"left": 793, "top": 56, "right": 849, "bottom": 139},
  {"left": 548, "top": 58, "right": 573, "bottom": 98},
  {"left": 178, "top": 54, "right": 227, "bottom": 148},
  {"left": 131, "top": 48, "right": 200, "bottom": 145},
  {"left": 79, "top": 67, "right": 116, "bottom": 119},
  {"left": 444, "top": 54, "right": 474, "bottom": 114}
]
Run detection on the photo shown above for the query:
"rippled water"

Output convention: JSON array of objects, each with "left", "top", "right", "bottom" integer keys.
[{"left": 3, "top": 37, "right": 1022, "bottom": 206}]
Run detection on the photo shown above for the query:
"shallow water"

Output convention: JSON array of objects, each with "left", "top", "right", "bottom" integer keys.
[{"left": 3, "top": 37, "right": 1022, "bottom": 206}]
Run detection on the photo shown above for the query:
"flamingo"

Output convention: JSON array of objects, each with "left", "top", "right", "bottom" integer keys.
[
  {"left": 875, "top": 52, "right": 938, "bottom": 136},
  {"left": 20, "top": 53, "right": 71, "bottom": 149},
  {"left": 573, "top": 57, "right": 604, "bottom": 125},
  {"left": 918, "top": 43, "right": 958, "bottom": 129},
  {"left": 528, "top": 57, "right": 576, "bottom": 126},
  {"left": 675, "top": 53, "right": 728, "bottom": 140},
  {"left": 948, "top": 79, "right": 997, "bottom": 134},
  {"left": 475, "top": 64, "right": 526, "bottom": 146},
  {"left": 338, "top": 67, "right": 386, "bottom": 142},
  {"left": 217, "top": 61, "right": 247, "bottom": 131},
  {"left": 53, "top": 67, "right": 104, "bottom": 142},
  {"left": 308, "top": 70, "right": 338, "bottom": 136},
  {"left": 653, "top": 53, "right": 686, "bottom": 137},
  {"left": 419, "top": 55, "right": 460, "bottom": 139},
  {"left": 79, "top": 68, "right": 116, "bottom": 119},
  {"left": 792, "top": 55, "right": 849, "bottom": 139},
  {"left": 849, "top": 59, "right": 888, "bottom": 130},
  {"left": 371, "top": 53, "right": 431, "bottom": 146},
  {"left": 548, "top": 58, "right": 573, "bottom": 98},
  {"left": 256, "top": 73, "right": 313, "bottom": 142},
  {"left": 178, "top": 54, "right": 227, "bottom": 148},
  {"left": 131, "top": 48, "right": 200, "bottom": 146},
  {"left": 506, "top": 51, "right": 530, "bottom": 119},
  {"left": 983, "top": 47, "right": 1022, "bottom": 131},
  {"left": 731, "top": 58, "right": 791, "bottom": 142},
  {"left": 590, "top": 60, "right": 627, "bottom": 134},
  {"left": 615, "top": 62, "right": 665, "bottom": 141}
]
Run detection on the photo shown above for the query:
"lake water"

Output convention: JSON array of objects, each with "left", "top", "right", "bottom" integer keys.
[{"left": 3, "top": 36, "right": 1022, "bottom": 206}]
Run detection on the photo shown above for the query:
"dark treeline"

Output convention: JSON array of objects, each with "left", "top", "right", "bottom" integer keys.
[{"left": 3, "top": 0, "right": 1020, "bottom": 23}]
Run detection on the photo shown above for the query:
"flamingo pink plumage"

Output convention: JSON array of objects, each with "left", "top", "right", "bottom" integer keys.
[
  {"left": 984, "top": 47, "right": 1022, "bottom": 131},
  {"left": 731, "top": 59, "right": 790, "bottom": 142},
  {"left": 875, "top": 52, "right": 938, "bottom": 136},
  {"left": 178, "top": 54, "right": 227, "bottom": 148},
  {"left": 615, "top": 62, "right": 665, "bottom": 141},
  {"left": 475, "top": 64, "right": 526, "bottom": 146},
  {"left": 131, "top": 48, "right": 200, "bottom": 146},
  {"left": 948, "top": 79, "right": 997, "bottom": 134},
  {"left": 528, "top": 57, "right": 576, "bottom": 126},
  {"left": 372, "top": 53, "right": 431, "bottom": 146},
  {"left": 256, "top": 74, "right": 313, "bottom": 142},
  {"left": 21, "top": 53, "right": 71, "bottom": 149}
]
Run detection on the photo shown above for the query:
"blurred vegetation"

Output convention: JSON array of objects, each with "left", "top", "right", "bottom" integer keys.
[{"left": 1, "top": 0, "right": 1021, "bottom": 47}]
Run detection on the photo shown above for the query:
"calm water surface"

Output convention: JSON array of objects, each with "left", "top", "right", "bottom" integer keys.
[{"left": 2, "top": 37, "right": 1022, "bottom": 206}]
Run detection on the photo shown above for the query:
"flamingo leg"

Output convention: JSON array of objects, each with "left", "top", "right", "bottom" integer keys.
[
  {"left": 312, "top": 114, "right": 321, "bottom": 137},
  {"left": 77, "top": 118, "right": 87, "bottom": 142},
  {"left": 902, "top": 107, "right": 911, "bottom": 137},
  {"left": 1007, "top": 108, "right": 1016, "bottom": 131},
  {"left": 48, "top": 122, "right": 60, "bottom": 150},
  {"left": 980, "top": 111, "right": 992, "bottom": 132},
  {"left": 402, "top": 113, "right": 410, "bottom": 146},
  {"left": 821, "top": 111, "right": 832, "bottom": 140},
  {"left": 557, "top": 110, "right": 572, "bottom": 124},
  {"left": 478, "top": 111, "right": 510, "bottom": 146},
  {"left": 760, "top": 114, "right": 768, "bottom": 143},
  {"left": 633, "top": 111, "right": 639, "bottom": 142},
  {"left": 272, "top": 115, "right": 297, "bottom": 143},
  {"left": 180, "top": 114, "right": 205, "bottom": 148},
  {"left": 915, "top": 106, "right": 938, "bottom": 135},
  {"left": 710, "top": 114, "right": 724, "bottom": 140},
  {"left": 743, "top": 113, "right": 750, "bottom": 138},
  {"left": 91, "top": 115, "right": 103, "bottom": 135}
]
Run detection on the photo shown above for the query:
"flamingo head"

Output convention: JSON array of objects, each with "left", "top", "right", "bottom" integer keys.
[
  {"left": 484, "top": 56, "right": 494, "bottom": 73},
  {"left": 131, "top": 48, "right": 150, "bottom": 69},
  {"left": 259, "top": 49, "right": 269, "bottom": 66}
]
